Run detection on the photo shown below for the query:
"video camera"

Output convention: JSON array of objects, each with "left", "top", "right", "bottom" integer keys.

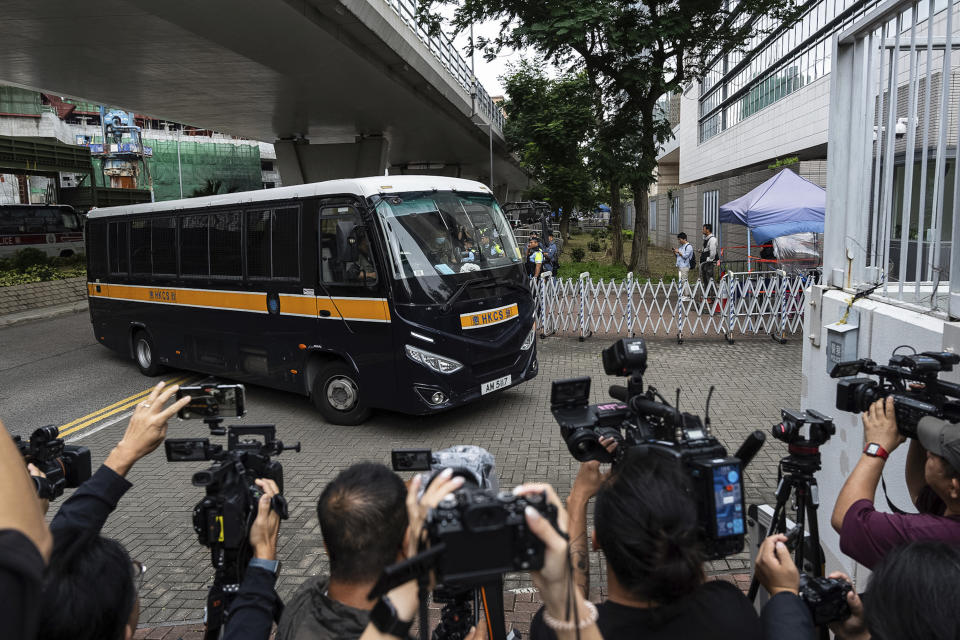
[
  {"left": 830, "top": 350, "right": 960, "bottom": 437},
  {"left": 15, "top": 425, "right": 91, "bottom": 501},
  {"left": 390, "top": 446, "right": 555, "bottom": 589},
  {"left": 377, "top": 446, "right": 556, "bottom": 640},
  {"left": 550, "top": 338, "right": 765, "bottom": 560},
  {"left": 165, "top": 383, "right": 299, "bottom": 634}
]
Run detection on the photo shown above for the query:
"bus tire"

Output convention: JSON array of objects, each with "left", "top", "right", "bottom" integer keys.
[
  {"left": 312, "top": 362, "right": 371, "bottom": 425},
  {"left": 133, "top": 330, "right": 164, "bottom": 377}
]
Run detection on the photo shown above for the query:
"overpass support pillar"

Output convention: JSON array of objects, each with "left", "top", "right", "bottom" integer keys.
[{"left": 275, "top": 135, "right": 390, "bottom": 185}]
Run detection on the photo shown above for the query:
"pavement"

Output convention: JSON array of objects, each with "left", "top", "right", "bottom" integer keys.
[{"left": 0, "top": 305, "right": 801, "bottom": 636}]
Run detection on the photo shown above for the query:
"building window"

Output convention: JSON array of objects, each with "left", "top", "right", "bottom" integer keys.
[
  {"left": 669, "top": 196, "right": 680, "bottom": 235},
  {"left": 703, "top": 190, "right": 720, "bottom": 244},
  {"left": 649, "top": 199, "right": 657, "bottom": 231}
]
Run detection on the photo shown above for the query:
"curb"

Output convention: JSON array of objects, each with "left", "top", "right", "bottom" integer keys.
[{"left": 0, "top": 301, "right": 88, "bottom": 328}]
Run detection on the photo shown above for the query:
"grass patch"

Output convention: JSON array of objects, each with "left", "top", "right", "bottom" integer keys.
[
  {"left": 559, "top": 230, "right": 686, "bottom": 282},
  {"left": 0, "top": 249, "right": 86, "bottom": 287}
]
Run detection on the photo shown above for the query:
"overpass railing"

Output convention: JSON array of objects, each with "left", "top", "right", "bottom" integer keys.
[{"left": 383, "top": 0, "right": 505, "bottom": 132}]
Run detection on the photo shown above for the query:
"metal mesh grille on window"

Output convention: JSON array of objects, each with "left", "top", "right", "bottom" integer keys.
[
  {"left": 151, "top": 217, "right": 177, "bottom": 275},
  {"left": 246, "top": 210, "right": 271, "bottom": 278},
  {"left": 180, "top": 214, "right": 209, "bottom": 275},
  {"left": 272, "top": 207, "right": 300, "bottom": 279},
  {"left": 210, "top": 212, "right": 242, "bottom": 278}
]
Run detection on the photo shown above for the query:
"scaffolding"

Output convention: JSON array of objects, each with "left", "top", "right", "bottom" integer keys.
[{"left": 90, "top": 138, "right": 262, "bottom": 201}]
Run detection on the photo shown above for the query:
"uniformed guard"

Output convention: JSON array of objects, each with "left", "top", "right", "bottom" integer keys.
[{"left": 526, "top": 237, "right": 544, "bottom": 279}]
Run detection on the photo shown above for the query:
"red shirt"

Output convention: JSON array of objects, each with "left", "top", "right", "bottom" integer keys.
[{"left": 840, "top": 498, "right": 960, "bottom": 568}]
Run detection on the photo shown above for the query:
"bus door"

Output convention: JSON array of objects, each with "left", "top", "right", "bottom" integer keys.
[{"left": 317, "top": 205, "right": 394, "bottom": 386}]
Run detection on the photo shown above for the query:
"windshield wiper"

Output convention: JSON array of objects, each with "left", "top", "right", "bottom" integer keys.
[{"left": 440, "top": 275, "right": 498, "bottom": 313}]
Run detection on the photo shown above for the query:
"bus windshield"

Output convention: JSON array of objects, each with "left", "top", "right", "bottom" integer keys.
[{"left": 374, "top": 191, "right": 521, "bottom": 280}]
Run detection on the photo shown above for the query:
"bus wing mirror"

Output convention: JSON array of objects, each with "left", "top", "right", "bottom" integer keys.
[{"left": 336, "top": 221, "right": 360, "bottom": 263}]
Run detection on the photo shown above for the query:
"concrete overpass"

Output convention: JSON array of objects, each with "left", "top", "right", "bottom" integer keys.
[{"left": 0, "top": 0, "right": 529, "bottom": 198}]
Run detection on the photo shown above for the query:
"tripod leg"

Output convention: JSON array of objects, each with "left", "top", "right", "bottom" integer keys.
[
  {"left": 479, "top": 578, "right": 508, "bottom": 640},
  {"left": 747, "top": 492, "right": 792, "bottom": 602},
  {"left": 793, "top": 486, "right": 807, "bottom": 573},
  {"left": 805, "top": 483, "right": 824, "bottom": 577}
]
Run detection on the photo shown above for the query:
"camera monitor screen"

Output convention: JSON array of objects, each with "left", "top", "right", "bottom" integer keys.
[
  {"left": 550, "top": 377, "right": 590, "bottom": 409},
  {"left": 711, "top": 462, "right": 745, "bottom": 538},
  {"left": 177, "top": 383, "right": 245, "bottom": 420}
]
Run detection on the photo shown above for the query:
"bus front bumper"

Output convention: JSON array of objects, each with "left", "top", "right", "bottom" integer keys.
[{"left": 401, "top": 345, "right": 538, "bottom": 415}]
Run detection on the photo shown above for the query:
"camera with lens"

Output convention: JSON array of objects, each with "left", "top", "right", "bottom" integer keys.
[
  {"left": 798, "top": 574, "right": 852, "bottom": 626},
  {"left": 165, "top": 383, "right": 299, "bottom": 588},
  {"left": 551, "top": 338, "right": 766, "bottom": 560},
  {"left": 772, "top": 409, "right": 835, "bottom": 450},
  {"left": 830, "top": 350, "right": 960, "bottom": 437},
  {"left": 391, "top": 445, "right": 556, "bottom": 588},
  {"left": 15, "top": 425, "right": 92, "bottom": 501}
]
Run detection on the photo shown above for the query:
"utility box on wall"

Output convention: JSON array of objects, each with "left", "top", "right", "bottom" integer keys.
[{"left": 825, "top": 318, "right": 858, "bottom": 374}]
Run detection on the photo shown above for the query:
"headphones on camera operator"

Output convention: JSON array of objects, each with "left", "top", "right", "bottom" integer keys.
[{"left": 164, "top": 381, "right": 300, "bottom": 640}]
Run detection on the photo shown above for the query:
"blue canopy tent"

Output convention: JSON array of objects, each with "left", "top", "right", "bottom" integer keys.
[{"left": 718, "top": 168, "right": 825, "bottom": 269}]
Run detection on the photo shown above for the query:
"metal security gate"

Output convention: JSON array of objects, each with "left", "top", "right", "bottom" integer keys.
[
  {"left": 532, "top": 271, "right": 816, "bottom": 343},
  {"left": 827, "top": 0, "right": 960, "bottom": 316}
]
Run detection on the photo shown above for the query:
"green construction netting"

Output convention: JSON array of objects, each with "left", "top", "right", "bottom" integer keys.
[
  {"left": 0, "top": 86, "right": 42, "bottom": 116},
  {"left": 91, "top": 138, "right": 262, "bottom": 202}
]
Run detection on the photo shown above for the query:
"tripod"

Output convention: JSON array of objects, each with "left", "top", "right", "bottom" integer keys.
[{"left": 747, "top": 447, "right": 825, "bottom": 602}]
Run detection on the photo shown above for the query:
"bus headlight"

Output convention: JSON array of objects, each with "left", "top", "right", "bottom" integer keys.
[
  {"left": 520, "top": 326, "right": 536, "bottom": 351},
  {"left": 405, "top": 345, "right": 463, "bottom": 374}
]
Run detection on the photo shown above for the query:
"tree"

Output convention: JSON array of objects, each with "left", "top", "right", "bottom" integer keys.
[
  {"left": 500, "top": 60, "right": 595, "bottom": 240},
  {"left": 418, "top": 0, "right": 802, "bottom": 272}
]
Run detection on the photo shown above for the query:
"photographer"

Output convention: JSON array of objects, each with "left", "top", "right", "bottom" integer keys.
[
  {"left": 278, "top": 463, "right": 465, "bottom": 640},
  {"left": 830, "top": 397, "right": 960, "bottom": 568},
  {"left": 0, "top": 419, "right": 53, "bottom": 640},
  {"left": 36, "top": 382, "right": 191, "bottom": 640},
  {"left": 752, "top": 534, "right": 816, "bottom": 640},
  {"left": 358, "top": 481, "right": 602, "bottom": 640},
  {"left": 531, "top": 454, "right": 761, "bottom": 640}
]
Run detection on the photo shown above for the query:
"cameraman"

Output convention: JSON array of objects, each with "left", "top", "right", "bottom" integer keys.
[
  {"left": 531, "top": 453, "right": 762, "bottom": 640},
  {"left": 277, "top": 464, "right": 465, "bottom": 640},
  {"left": 37, "top": 382, "right": 191, "bottom": 640},
  {"left": 830, "top": 397, "right": 960, "bottom": 568},
  {"left": 358, "top": 481, "right": 603, "bottom": 640},
  {"left": 0, "top": 420, "right": 53, "bottom": 640}
]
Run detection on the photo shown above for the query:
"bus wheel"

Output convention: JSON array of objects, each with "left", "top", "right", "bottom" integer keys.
[
  {"left": 312, "top": 362, "right": 371, "bottom": 425},
  {"left": 133, "top": 330, "right": 164, "bottom": 377}
]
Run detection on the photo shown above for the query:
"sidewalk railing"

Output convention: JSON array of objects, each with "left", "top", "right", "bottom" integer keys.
[{"left": 530, "top": 271, "right": 817, "bottom": 343}]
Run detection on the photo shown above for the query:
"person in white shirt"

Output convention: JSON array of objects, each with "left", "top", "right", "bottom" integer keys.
[{"left": 700, "top": 224, "right": 719, "bottom": 300}]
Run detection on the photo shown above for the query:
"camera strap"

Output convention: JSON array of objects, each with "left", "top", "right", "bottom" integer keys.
[{"left": 881, "top": 476, "right": 910, "bottom": 515}]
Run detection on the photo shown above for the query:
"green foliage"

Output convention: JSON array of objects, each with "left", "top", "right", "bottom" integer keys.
[
  {"left": 563, "top": 261, "right": 630, "bottom": 282},
  {"left": 622, "top": 230, "right": 634, "bottom": 241},
  {"left": 0, "top": 248, "right": 86, "bottom": 287},
  {"left": 500, "top": 60, "right": 595, "bottom": 217},
  {"left": 768, "top": 156, "right": 800, "bottom": 170},
  {"left": 587, "top": 241, "right": 602, "bottom": 253},
  {"left": 191, "top": 179, "right": 239, "bottom": 198},
  {"left": 571, "top": 247, "right": 586, "bottom": 262},
  {"left": 0, "top": 264, "right": 84, "bottom": 287},
  {"left": 10, "top": 247, "right": 49, "bottom": 271}
]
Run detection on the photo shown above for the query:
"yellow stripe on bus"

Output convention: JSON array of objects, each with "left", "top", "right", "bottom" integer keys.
[{"left": 87, "top": 283, "right": 390, "bottom": 322}]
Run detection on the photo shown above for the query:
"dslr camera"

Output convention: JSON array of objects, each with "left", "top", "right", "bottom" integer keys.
[
  {"left": 391, "top": 446, "right": 556, "bottom": 587},
  {"left": 798, "top": 574, "right": 852, "bottom": 625},
  {"left": 165, "top": 383, "right": 300, "bottom": 586},
  {"left": 551, "top": 338, "right": 765, "bottom": 559},
  {"left": 15, "top": 425, "right": 92, "bottom": 500},
  {"left": 830, "top": 350, "right": 960, "bottom": 437}
]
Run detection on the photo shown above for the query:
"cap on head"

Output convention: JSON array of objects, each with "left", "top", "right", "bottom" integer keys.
[{"left": 918, "top": 417, "right": 960, "bottom": 472}]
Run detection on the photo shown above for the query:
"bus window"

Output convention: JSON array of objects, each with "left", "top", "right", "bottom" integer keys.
[
  {"left": 152, "top": 218, "right": 176, "bottom": 275},
  {"left": 87, "top": 221, "right": 108, "bottom": 276},
  {"left": 210, "top": 212, "right": 242, "bottom": 278},
  {"left": 60, "top": 210, "right": 80, "bottom": 231},
  {"left": 181, "top": 214, "right": 209, "bottom": 276},
  {"left": 245, "top": 207, "right": 300, "bottom": 280},
  {"left": 320, "top": 206, "right": 377, "bottom": 287},
  {"left": 131, "top": 220, "right": 151, "bottom": 274},
  {"left": 108, "top": 221, "right": 129, "bottom": 274}
]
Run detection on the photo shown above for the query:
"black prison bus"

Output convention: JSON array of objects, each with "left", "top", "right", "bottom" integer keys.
[{"left": 85, "top": 176, "right": 537, "bottom": 424}]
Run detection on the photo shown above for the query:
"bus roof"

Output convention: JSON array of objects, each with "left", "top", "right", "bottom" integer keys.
[{"left": 86, "top": 176, "right": 494, "bottom": 219}]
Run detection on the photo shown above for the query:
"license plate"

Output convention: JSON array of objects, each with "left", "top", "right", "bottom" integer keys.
[
  {"left": 460, "top": 303, "right": 519, "bottom": 330},
  {"left": 481, "top": 375, "right": 511, "bottom": 395}
]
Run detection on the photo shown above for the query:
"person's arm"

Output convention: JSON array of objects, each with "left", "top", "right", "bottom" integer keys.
[
  {"left": 224, "top": 479, "right": 283, "bottom": 640},
  {"left": 905, "top": 438, "right": 927, "bottom": 507},
  {"left": 826, "top": 572, "right": 870, "bottom": 640},
  {"left": 567, "top": 460, "right": 607, "bottom": 598},
  {"left": 755, "top": 534, "right": 814, "bottom": 640},
  {"left": 0, "top": 421, "right": 51, "bottom": 562},
  {"left": 51, "top": 383, "right": 190, "bottom": 535},
  {"left": 831, "top": 396, "right": 905, "bottom": 532}
]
